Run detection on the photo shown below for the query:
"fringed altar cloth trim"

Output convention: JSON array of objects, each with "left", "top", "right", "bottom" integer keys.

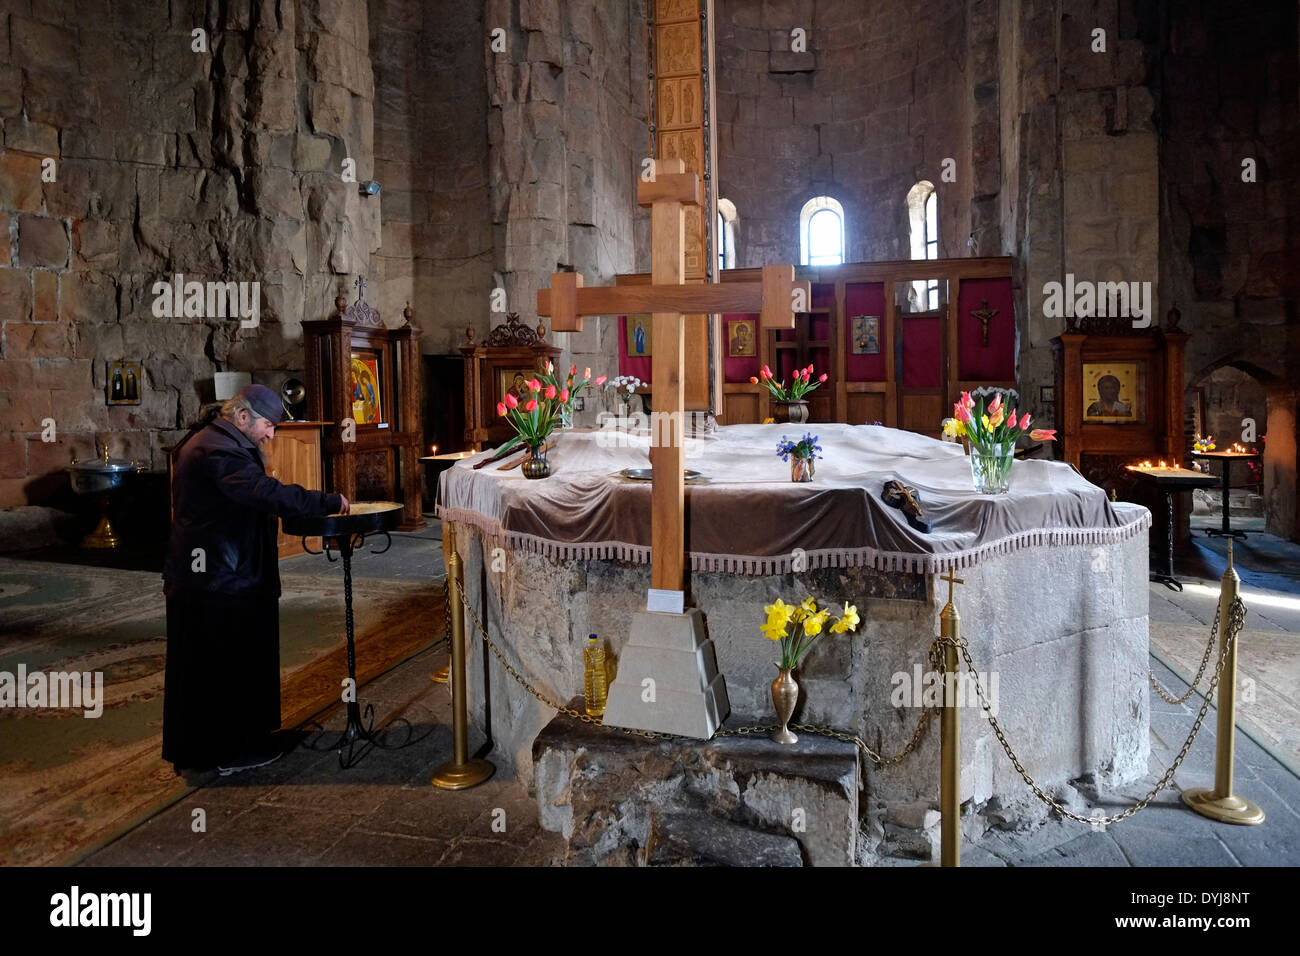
[{"left": 437, "top": 503, "right": 1152, "bottom": 577}]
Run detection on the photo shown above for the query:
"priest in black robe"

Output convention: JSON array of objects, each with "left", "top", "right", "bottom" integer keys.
[{"left": 162, "top": 384, "right": 348, "bottom": 775}]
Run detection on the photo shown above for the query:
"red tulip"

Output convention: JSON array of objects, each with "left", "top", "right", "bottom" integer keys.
[
  {"left": 595, "top": 375, "right": 607, "bottom": 386},
  {"left": 1019, "top": 413, "right": 1032, "bottom": 430},
  {"left": 988, "top": 394, "right": 1003, "bottom": 415},
  {"left": 545, "top": 385, "right": 557, "bottom": 399},
  {"left": 525, "top": 398, "right": 538, "bottom": 412},
  {"left": 584, "top": 367, "right": 591, "bottom": 379},
  {"left": 496, "top": 402, "right": 507, "bottom": 417},
  {"left": 570, "top": 364, "right": 577, "bottom": 376},
  {"left": 762, "top": 365, "right": 772, "bottom": 379},
  {"left": 954, "top": 402, "right": 972, "bottom": 424},
  {"left": 528, "top": 378, "right": 541, "bottom": 392},
  {"left": 504, "top": 393, "right": 519, "bottom": 409},
  {"left": 819, "top": 373, "right": 828, "bottom": 382},
  {"left": 960, "top": 390, "right": 974, "bottom": 409},
  {"left": 1006, "top": 410, "right": 1018, "bottom": 430},
  {"left": 559, "top": 388, "right": 569, "bottom": 402},
  {"left": 1029, "top": 428, "right": 1056, "bottom": 442}
]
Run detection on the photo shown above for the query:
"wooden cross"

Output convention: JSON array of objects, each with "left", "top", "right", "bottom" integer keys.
[
  {"left": 537, "top": 157, "right": 810, "bottom": 594},
  {"left": 971, "top": 299, "right": 999, "bottom": 347}
]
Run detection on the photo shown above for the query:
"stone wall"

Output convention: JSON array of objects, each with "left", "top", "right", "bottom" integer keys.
[
  {"left": 715, "top": 0, "right": 976, "bottom": 266},
  {"left": 368, "top": 0, "right": 494, "bottom": 354},
  {"left": 0, "top": 0, "right": 379, "bottom": 508},
  {"left": 484, "top": 0, "right": 648, "bottom": 406}
]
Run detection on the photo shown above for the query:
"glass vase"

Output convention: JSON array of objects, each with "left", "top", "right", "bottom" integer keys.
[
  {"left": 970, "top": 447, "right": 1014, "bottom": 494},
  {"left": 790, "top": 455, "right": 814, "bottom": 482}
]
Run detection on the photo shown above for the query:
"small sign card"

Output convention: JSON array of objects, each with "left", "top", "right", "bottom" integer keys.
[{"left": 646, "top": 588, "right": 685, "bottom": 615}]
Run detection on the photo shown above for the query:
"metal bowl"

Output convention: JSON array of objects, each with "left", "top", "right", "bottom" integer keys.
[
  {"left": 67, "top": 458, "right": 144, "bottom": 495},
  {"left": 281, "top": 500, "right": 403, "bottom": 538}
]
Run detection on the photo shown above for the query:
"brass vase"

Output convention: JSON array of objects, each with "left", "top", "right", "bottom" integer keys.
[
  {"left": 771, "top": 666, "right": 799, "bottom": 744},
  {"left": 774, "top": 400, "right": 809, "bottom": 424},
  {"left": 521, "top": 442, "right": 551, "bottom": 479}
]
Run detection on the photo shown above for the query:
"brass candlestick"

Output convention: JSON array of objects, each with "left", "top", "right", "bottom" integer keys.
[
  {"left": 1182, "top": 541, "right": 1264, "bottom": 825},
  {"left": 432, "top": 523, "right": 495, "bottom": 790}
]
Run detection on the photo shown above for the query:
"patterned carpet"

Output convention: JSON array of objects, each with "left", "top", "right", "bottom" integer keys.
[{"left": 0, "top": 557, "right": 442, "bottom": 866}]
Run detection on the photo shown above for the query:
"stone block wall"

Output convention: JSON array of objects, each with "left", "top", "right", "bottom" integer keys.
[
  {"left": 715, "top": 0, "right": 977, "bottom": 266},
  {"left": 368, "top": 0, "right": 494, "bottom": 354},
  {"left": 483, "top": 0, "right": 648, "bottom": 400},
  {"left": 0, "top": 0, "right": 379, "bottom": 508}
]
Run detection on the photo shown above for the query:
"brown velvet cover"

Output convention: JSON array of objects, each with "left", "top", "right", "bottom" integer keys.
[{"left": 436, "top": 424, "right": 1149, "bottom": 574}]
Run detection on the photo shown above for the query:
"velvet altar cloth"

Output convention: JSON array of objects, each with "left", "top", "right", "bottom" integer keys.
[{"left": 435, "top": 424, "right": 1150, "bottom": 575}]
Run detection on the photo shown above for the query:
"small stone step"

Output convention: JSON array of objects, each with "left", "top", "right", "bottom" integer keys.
[{"left": 645, "top": 810, "right": 804, "bottom": 867}]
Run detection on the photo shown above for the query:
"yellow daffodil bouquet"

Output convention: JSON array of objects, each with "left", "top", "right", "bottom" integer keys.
[{"left": 762, "top": 596, "right": 860, "bottom": 670}]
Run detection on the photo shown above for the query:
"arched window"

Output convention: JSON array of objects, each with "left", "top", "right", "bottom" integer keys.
[
  {"left": 717, "top": 198, "right": 737, "bottom": 272},
  {"left": 799, "top": 196, "right": 845, "bottom": 266},
  {"left": 906, "top": 182, "right": 939, "bottom": 310}
]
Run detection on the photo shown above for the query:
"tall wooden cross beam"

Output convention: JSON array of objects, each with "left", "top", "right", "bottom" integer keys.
[{"left": 538, "top": 157, "right": 810, "bottom": 596}]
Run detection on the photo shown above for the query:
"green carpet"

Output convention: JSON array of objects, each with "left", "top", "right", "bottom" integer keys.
[{"left": 0, "top": 557, "right": 442, "bottom": 866}]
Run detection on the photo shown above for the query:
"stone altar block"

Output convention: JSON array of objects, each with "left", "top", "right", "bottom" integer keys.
[
  {"left": 438, "top": 424, "right": 1152, "bottom": 861},
  {"left": 449, "top": 505, "right": 1150, "bottom": 837}
]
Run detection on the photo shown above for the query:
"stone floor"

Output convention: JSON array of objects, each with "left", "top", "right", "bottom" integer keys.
[{"left": 73, "top": 519, "right": 1300, "bottom": 866}]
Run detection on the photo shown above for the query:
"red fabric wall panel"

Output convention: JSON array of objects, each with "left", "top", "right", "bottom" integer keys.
[
  {"left": 957, "top": 277, "right": 1015, "bottom": 380},
  {"left": 901, "top": 316, "right": 943, "bottom": 388},
  {"left": 723, "top": 313, "right": 761, "bottom": 382},
  {"left": 617, "top": 316, "right": 653, "bottom": 383},
  {"left": 844, "top": 282, "right": 887, "bottom": 381}
]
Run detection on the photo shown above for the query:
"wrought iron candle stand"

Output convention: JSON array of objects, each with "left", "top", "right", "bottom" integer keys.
[{"left": 283, "top": 502, "right": 419, "bottom": 768}]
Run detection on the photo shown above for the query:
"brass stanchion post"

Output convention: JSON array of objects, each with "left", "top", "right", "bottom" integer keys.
[
  {"left": 939, "top": 570, "right": 962, "bottom": 866},
  {"left": 1182, "top": 540, "right": 1263, "bottom": 825},
  {"left": 431, "top": 529, "right": 451, "bottom": 684},
  {"left": 432, "top": 523, "right": 494, "bottom": 789}
]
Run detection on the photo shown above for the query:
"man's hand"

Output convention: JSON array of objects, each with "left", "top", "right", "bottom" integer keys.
[{"left": 338, "top": 495, "right": 351, "bottom": 515}]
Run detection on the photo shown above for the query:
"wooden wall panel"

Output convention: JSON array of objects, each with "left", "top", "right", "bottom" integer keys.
[
  {"left": 722, "top": 389, "right": 761, "bottom": 424},
  {"left": 651, "top": 0, "right": 719, "bottom": 413}
]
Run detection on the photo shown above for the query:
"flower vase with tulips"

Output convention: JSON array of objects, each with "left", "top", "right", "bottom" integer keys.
[
  {"left": 496, "top": 362, "right": 606, "bottom": 460},
  {"left": 750, "top": 364, "right": 828, "bottom": 401},
  {"left": 942, "top": 391, "right": 1056, "bottom": 494}
]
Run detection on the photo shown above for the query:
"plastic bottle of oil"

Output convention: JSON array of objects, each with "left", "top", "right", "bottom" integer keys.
[{"left": 583, "top": 634, "right": 607, "bottom": 717}]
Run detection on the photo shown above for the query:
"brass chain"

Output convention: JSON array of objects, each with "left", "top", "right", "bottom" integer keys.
[
  {"left": 1148, "top": 601, "right": 1221, "bottom": 705},
  {"left": 954, "top": 596, "right": 1247, "bottom": 827},
  {"left": 457, "top": 591, "right": 936, "bottom": 761}
]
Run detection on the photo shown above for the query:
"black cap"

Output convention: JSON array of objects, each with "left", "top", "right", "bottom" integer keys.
[{"left": 235, "top": 384, "right": 285, "bottom": 424}]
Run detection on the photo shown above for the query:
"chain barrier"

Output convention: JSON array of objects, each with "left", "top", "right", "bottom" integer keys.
[
  {"left": 455, "top": 586, "right": 1248, "bottom": 829},
  {"left": 955, "top": 596, "right": 1247, "bottom": 826},
  {"left": 1148, "top": 601, "right": 1221, "bottom": 705},
  {"left": 458, "top": 592, "right": 937, "bottom": 763}
]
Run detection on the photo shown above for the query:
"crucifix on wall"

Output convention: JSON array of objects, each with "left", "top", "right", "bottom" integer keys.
[
  {"left": 972, "top": 299, "right": 999, "bottom": 347},
  {"left": 537, "top": 158, "right": 810, "bottom": 598}
]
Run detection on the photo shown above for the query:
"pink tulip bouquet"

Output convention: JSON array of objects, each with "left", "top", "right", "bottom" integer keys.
[
  {"left": 750, "top": 364, "right": 828, "bottom": 401},
  {"left": 496, "top": 362, "right": 606, "bottom": 453},
  {"left": 945, "top": 391, "right": 1056, "bottom": 493}
]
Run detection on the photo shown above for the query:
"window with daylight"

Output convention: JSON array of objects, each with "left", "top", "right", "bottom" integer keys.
[
  {"left": 799, "top": 196, "right": 845, "bottom": 267},
  {"left": 906, "top": 181, "right": 940, "bottom": 310},
  {"left": 717, "top": 198, "right": 737, "bottom": 272}
]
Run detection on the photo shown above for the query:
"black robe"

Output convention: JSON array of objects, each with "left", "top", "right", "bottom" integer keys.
[{"left": 161, "top": 418, "right": 342, "bottom": 770}]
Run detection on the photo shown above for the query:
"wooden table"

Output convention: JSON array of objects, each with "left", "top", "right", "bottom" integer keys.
[
  {"left": 1126, "top": 465, "right": 1220, "bottom": 590},
  {"left": 1189, "top": 450, "right": 1262, "bottom": 540}
]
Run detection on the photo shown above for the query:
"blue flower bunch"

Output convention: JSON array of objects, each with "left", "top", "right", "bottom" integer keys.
[{"left": 776, "top": 432, "right": 822, "bottom": 462}]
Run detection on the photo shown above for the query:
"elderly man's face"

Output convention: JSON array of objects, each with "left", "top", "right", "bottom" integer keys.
[
  {"left": 237, "top": 409, "right": 277, "bottom": 445},
  {"left": 1099, "top": 379, "right": 1120, "bottom": 402}
]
